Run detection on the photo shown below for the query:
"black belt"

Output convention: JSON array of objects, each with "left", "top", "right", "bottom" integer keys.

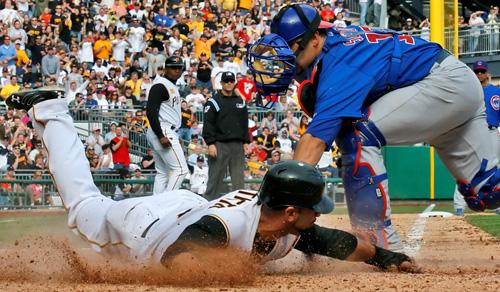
[{"left": 435, "top": 49, "right": 452, "bottom": 64}]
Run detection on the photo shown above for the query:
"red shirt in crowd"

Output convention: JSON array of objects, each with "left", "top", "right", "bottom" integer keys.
[
  {"left": 236, "top": 77, "right": 256, "bottom": 103},
  {"left": 110, "top": 136, "right": 131, "bottom": 167},
  {"left": 321, "top": 10, "right": 335, "bottom": 22}
]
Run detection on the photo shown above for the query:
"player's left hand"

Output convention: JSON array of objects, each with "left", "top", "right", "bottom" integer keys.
[
  {"left": 160, "top": 136, "right": 172, "bottom": 148},
  {"left": 387, "top": 258, "right": 423, "bottom": 273},
  {"left": 365, "top": 246, "right": 423, "bottom": 273}
]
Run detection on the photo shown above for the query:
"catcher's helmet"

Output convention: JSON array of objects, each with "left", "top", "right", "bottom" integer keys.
[
  {"left": 271, "top": 4, "right": 334, "bottom": 48},
  {"left": 164, "top": 56, "right": 185, "bottom": 70},
  {"left": 246, "top": 33, "right": 296, "bottom": 108},
  {"left": 258, "top": 160, "right": 333, "bottom": 214}
]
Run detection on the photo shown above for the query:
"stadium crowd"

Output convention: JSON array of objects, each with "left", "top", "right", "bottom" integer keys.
[{"left": 0, "top": 0, "right": 497, "bottom": 206}]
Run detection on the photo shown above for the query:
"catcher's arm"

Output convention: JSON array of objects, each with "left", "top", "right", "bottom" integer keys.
[{"left": 295, "top": 224, "right": 421, "bottom": 272}]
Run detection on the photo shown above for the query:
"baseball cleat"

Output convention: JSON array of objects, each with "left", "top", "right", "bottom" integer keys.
[{"left": 6, "top": 87, "right": 65, "bottom": 111}]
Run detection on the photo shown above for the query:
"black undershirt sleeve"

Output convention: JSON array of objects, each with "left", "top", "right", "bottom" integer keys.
[
  {"left": 160, "top": 215, "right": 228, "bottom": 266},
  {"left": 201, "top": 99, "right": 218, "bottom": 145},
  {"left": 294, "top": 224, "right": 358, "bottom": 260},
  {"left": 146, "top": 83, "right": 169, "bottom": 139}
]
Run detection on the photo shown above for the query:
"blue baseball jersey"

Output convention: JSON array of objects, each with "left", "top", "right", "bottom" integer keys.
[
  {"left": 483, "top": 84, "right": 500, "bottom": 128},
  {"left": 306, "top": 26, "right": 443, "bottom": 148}
]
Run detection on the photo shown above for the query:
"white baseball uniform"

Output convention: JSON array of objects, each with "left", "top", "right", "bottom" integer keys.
[
  {"left": 147, "top": 75, "right": 188, "bottom": 194},
  {"left": 31, "top": 99, "right": 296, "bottom": 265},
  {"left": 189, "top": 165, "right": 208, "bottom": 195}
]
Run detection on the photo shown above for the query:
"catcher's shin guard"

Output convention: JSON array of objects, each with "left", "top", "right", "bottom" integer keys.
[
  {"left": 458, "top": 159, "right": 500, "bottom": 211},
  {"left": 337, "top": 119, "right": 403, "bottom": 251}
]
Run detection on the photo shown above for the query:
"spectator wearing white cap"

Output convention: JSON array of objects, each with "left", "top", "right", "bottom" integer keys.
[
  {"left": 8, "top": 20, "right": 28, "bottom": 49},
  {"left": 79, "top": 35, "right": 95, "bottom": 67},
  {"left": 128, "top": 17, "right": 146, "bottom": 54},
  {"left": 65, "top": 79, "right": 90, "bottom": 104},
  {"left": 0, "top": 0, "right": 22, "bottom": 26},
  {"left": 87, "top": 127, "right": 105, "bottom": 156},
  {"left": 129, "top": 2, "right": 146, "bottom": 21},
  {"left": 95, "top": 90, "right": 110, "bottom": 112},
  {"left": 146, "top": 47, "right": 166, "bottom": 77},
  {"left": 190, "top": 154, "right": 209, "bottom": 195}
]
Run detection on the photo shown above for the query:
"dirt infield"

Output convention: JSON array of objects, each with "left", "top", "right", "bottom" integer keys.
[{"left": 0, "top": 212, "right": 498, "bottom": 291}]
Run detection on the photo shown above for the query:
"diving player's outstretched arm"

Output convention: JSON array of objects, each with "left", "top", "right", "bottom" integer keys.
[{"left": 295, "top": 225, "right": 422, "bottom": 272}]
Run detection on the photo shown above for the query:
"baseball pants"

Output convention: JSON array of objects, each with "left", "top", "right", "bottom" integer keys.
[
  {"left": 146, "top": 127, "right": 189, "bottom": 194},
  {"left": 30, "top": 99, "right": 207, "bottom": 260},
  {"left": 345, "top": 55, "right": 499, "bottom": 251},
  {"left": 205, "top": 141, "right": 246, "bottom": 200},
  {"left": 453, "top": 130, "right": 500, "bottom": 212}
]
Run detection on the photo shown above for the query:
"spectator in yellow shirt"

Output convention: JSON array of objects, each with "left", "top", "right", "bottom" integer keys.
[
  {"left": 188, "top": 10, "right": 205, "bottom": 34},
  {"left": 194, "top": 32, "right": 216, "bottom": 59},
  {"left": 221, "top": 0, "right": 237, "bottom": 11},
  {"left": 124, "top": 72, "right": 142, "bottom": 98},
  {"left": 14, "top": 41, "right": 30, "bottom": 68},
  {"left": 238, "top": 0, "right": 253, "bottom": 15},
  {"left": 94, "top": 33, "right": 112, "bottom": 61},
  {"left": 0, "top": 76, "right": 20, "bottom": 99}
]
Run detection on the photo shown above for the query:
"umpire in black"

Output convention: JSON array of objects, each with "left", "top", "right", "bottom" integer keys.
[{"left": 203, "top": 71, "right": 250, "bottom": 200}]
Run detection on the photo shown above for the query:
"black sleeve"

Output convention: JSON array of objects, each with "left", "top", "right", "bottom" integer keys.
[
  {"left": 201, "top": 98, "right": 218, "bottom": 145},
  {"left": 294, "top": 224, "right": 358, "bottom": 260},
  {"left": 365, "top": 246, "right": 412, "bottom": 270},
  {"left": 146, "top": 83, "right": 169, "bottom": 139},
  {"left": 243, "top": 106, "right": 250, "bottom": 143},
  {"left": 160, "top": 215, "right": 228, "bottom": 266}
]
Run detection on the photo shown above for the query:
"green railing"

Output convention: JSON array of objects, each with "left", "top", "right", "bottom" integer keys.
[
  {"left": 0, "top": 176, "right": 343, "bottom": 210},
  {"left": 68, "top": 106, "right": 307, "bottom": 158}
]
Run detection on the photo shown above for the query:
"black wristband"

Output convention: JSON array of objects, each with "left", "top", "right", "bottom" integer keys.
[{"left": 365, "top": 246, "right": 411, "bottom": 270}]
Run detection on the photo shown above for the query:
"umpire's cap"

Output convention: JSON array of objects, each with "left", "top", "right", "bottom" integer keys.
[
  {"left": 258, "top": 160, "right": 333, "bottom": 214},
  {"left": 164, "top": 56, "right": 185, "bottom": 69}
]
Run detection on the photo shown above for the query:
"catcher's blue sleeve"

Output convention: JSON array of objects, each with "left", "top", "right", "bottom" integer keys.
[
  {"left": 306, "top": 26, "right": 443, "bottom": 149},
  {"left": 305, "top": 60, "right": 375, "bottom": 149}
]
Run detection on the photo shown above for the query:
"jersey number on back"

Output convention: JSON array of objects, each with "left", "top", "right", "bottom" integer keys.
[
  {"left": 209, "top": 191, "right": 258, "bottom": 209},
  {"left": 341, "top": 27, "right": 415, "bottom": 46}
]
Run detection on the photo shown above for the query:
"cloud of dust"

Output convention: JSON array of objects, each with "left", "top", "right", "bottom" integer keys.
[{"left": 0, "top": 235, "right": 259, "bottom": 287}]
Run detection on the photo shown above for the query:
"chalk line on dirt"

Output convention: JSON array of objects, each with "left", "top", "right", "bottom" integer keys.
[
  {"left": 402, "top": 204, "right": 435, "bottom": 257},
  {"left": 0, "top": 219, "right": 17, "bottom": 224}
]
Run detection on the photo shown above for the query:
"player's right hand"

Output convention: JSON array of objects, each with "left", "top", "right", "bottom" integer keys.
[
  {"left": 208, "top": 144, "right": 217, "bottom": 158},
  {"left": 160, "top": 136, "right": 172, "bottom": 148}
]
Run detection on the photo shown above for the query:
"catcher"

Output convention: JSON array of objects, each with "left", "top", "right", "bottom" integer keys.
[
  {"left": 247, "top": 4, "right": 500, "bottom": 252},
  {"left": 6, "top": 89, "right": 419, "bottom": 272}
]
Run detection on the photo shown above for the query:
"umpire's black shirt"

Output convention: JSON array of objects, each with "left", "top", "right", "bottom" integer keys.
[{"left": 202, "top": 93, "right": 250, "bottom": 145}]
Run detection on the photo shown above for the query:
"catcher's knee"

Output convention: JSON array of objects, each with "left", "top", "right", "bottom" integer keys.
[
  {"left": 337, "top": 121, "right": 389, "bottom": 229},
  {"left": 458, "top": 159, "right": 500, "bottom": 211}
]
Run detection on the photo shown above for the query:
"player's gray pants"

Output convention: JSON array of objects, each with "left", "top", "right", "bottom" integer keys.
[
  {"left": 147, "top": 128, "right": 189, "bottom": 194},
  {"left": 454, "top": 131, "right": 500, "bottom": 212},
  {"left": 205, "top": 141, "right": 245, "bottom": 200},
  {"left": 372, "top": 56, "right": 498, "bottom": 186},
  {"left": 346, "top": 56, "right": 499, "bottom": 251}
]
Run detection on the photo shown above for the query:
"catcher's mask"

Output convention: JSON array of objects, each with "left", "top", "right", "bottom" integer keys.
[{"left": 246, "top": 33, "right": 296, "bottom": 109}]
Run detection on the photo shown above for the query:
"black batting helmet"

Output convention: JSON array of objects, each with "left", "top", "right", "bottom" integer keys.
[
  {"left": 258, "top": 160, "right": 333, "bottom": 214},
  {"left": 164, "top": 56, "right": 185, "bottom": 70}
]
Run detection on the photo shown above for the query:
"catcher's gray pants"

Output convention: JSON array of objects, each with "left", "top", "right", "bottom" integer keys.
[
  {"left": 349, "top": 55, "right": 499, "bottom": 251},
  {"left": 453, "top": 130, "right": 500, "bottom": 212},
  {"left": 205, "top": 141, "right": 245, "bottom": 200},
  {"left": 372, "top": 56, "right": 498, "bottom": 182}
]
